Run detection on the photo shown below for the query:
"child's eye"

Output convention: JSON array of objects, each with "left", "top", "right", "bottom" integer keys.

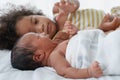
[{"left": 34, "top": 18, "right": 38, "bottom": 24}]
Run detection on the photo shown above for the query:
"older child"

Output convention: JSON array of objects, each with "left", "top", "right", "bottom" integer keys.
[
  {"left": 0, "top": 0, "right": 119, "bottom": 50},
  {"left": 0, "top": 1, "right": 79, "bottom": 50},
  {"left": 0, "top": 5, "right": 58, "bottom": 50}
]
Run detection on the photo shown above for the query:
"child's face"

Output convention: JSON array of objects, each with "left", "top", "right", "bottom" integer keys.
[{"left": 16, "top": 15, "right": 57, "bottom": 39}]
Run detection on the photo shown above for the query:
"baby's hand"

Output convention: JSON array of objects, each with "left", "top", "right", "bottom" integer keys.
[
  {"left": 63, "top": 21, "right": 78, "bottom": 38},
  {"left": 88, "top": 61, "right": 103, "bottom": 78}
]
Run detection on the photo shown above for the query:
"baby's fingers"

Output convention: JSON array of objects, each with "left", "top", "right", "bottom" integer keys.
[
  {"left": 92, "top": 61, "right": 99, "bottom": 67},
  {"left": 102, "top": 14, "right": 111, "bottom": 22}
]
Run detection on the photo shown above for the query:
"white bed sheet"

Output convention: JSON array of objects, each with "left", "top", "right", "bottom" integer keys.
[
  {"left": 0, "top": 50, "right": 33, "bottom": 80},
  {"left": 0, "top": 1, "right": 120, "bottom": 80},
  {"left": 0, "top": 50, "right": 120, "bottom": 80},
  {"left": 33, "top": 67, "right": 120, "bottom": 80}
]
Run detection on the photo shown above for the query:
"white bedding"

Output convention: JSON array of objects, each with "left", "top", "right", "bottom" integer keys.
[
  {"left": 33, "top": 67, "right": 120, "bottom": 80},
  {"left": 66, "top": 29, "right": 120, "bottom": 75},
  {"left": 96, "top": 30, "right": 120, "bottom": 75},
  {"left": 0, "top": 0, "right": 120, "bottom": 80},
  {"left": 0, "top": 50, "right": 33, "bottom": 80}
]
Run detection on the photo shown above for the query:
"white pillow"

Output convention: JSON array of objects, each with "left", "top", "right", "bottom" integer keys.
[{"left": 0, "top": 50, "right": 13, "bottom": 72}]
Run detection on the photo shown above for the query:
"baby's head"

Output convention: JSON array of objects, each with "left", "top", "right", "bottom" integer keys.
[
  {"left": 0, "top": 5, "right": 57, "bottom": 50},
  {"left": 11, "top": 32, "right": 57, "bottom": 70}
]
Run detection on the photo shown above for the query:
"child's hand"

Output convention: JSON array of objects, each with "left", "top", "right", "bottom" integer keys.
[
  {"left": 63, "top": 21, "right": 78, "bottom": 37},
  {"left": 88, "top": 61, "right": 103, "bottom": 78},
  {"left": 53, "top": 0, "right": 78, "bottom": 14},
  {"left": 99, "top": 14, "right": 120, "bottom": 31}
]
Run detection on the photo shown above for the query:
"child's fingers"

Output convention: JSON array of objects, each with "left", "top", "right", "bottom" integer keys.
[
  {"left": 55, "top": 12, "right": 64, "bottom": 20},
  {"left": 64, "top": 21, "right": 71, "bottom": 26},
  {"left": 65, "top": 21, "right": 71, "bottom": 24},
  {"left": 109, "top": 15, "right": 114, "bottom": 21},
  {"left": 66, "top": 0, "right": 71, "bottom": 4},
  {"left": 73, "top": 4, "right": 78, "bottom": 9},
  {"left": 111, "top": 17, "right": 119, "bottom": 27},
  {"left": 65, "top": 26, "right": 72, "bottom": 30},
  {"left": 55, "top": 2, "right": 60, "bottom": 7},
  {"left": 60, "top": 0, "right": 66, "bottom": 4},
  {"left": 102, "top": 13, "right": 110, "bottom": 22}
]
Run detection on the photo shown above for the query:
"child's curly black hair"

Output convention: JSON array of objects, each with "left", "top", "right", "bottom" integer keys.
[{"left": 0, "top": 4, "right": 44, "bottom": 50}]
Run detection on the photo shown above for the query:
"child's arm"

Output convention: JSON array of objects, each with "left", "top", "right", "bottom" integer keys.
[
  {"left": 49, "top": 41, "right": 103, "bottom": 79},
  {"left": 63, "top": 21, "right": 78, "bottom": 38},
  {"left": 98, "top": 14, "right": 120, "bottom": 32},
  {"left": 53, "top": 0, "right": 79, "bottom": 30},
  {"left": 52, "top": 21, "right": 78, "bottom": 43},
  {"left": 52, "top": 31, "right": 70, "bottom": 44}
]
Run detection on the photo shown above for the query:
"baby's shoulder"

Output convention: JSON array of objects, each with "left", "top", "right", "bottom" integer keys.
[{"left": 52, "top": 40, "right": 69, "bottom": 56}]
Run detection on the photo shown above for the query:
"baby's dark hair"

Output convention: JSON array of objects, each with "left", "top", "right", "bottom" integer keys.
[
  {"left": 11, "top": 43, "right": 43, "bottom": 70},
  {"left": 0, "top": 4, "right": 44, "bottom": 50}
]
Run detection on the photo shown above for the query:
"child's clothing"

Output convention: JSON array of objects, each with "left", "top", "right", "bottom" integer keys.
[
  {"left": 53, "top": 9, "right": 105, "bottom": 40},
  {"left": 67, "top": 9, "right": 105, "bottom": 30}
]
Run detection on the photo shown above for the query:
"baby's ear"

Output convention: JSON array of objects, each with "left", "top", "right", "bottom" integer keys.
[{"left": 33, "top": 50, "right": 45, "bottom": 62}]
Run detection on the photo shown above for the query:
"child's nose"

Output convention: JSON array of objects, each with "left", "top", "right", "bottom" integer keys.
[{"left": 36, "top": 25, "right": 44, "bottom": 33}]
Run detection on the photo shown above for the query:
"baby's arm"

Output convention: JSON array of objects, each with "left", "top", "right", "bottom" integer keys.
[
  {"left": 98, "top": 14, "right": 120, "bottom": 32},
  {"left": 49, "top": 41, "right": 103, "bottom": 79},
  {"left": 50, "top": 52, "right": 102, "bottom": 78}
]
